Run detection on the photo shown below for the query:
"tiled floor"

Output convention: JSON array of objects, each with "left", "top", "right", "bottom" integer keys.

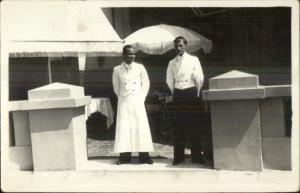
[
  {"left": 86, "top": 113, "right": 214, "bottom": 168},
  {"left": 87, "top": 138, "right": 214, "bottom": 168},
  {"left": 87, "top": 139, "right": 174, "bottom": 158}
]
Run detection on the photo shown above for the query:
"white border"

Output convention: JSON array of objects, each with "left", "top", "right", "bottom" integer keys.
[{"left": 1, "top": 0, "right": 299, "bottom": 192}]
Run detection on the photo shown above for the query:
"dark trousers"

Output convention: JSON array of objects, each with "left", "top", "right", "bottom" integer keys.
[
  {"left": 172, "top": 87, "right": 203, "bottom": 162},
  {"left": 119, "top": 152, "right": 151, "bottom": 162}
]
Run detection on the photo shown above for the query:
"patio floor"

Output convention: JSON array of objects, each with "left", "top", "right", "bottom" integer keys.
[
  {"left": 2, "top": 120, "right": 297, "bottom": 192},
  {"left": 3, "top": 162, "right": 297, "bottom": 192},
  {"left": 86, "top": 113, "right": 214, "bottom": 169},
  {"left": 4, "top": 112, "right": 298, "bottom": 192}
]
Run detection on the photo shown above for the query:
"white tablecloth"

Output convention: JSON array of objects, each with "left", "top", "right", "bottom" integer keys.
[{"left": 85, "top": 98, "right": 114, "bottom": 129}]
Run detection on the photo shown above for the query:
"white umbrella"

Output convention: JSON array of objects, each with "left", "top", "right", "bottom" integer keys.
[{"left": 124, "top": 24, "right": 213, "bottom": 55}]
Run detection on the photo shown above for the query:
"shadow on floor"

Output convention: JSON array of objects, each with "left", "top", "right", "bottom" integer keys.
[{"left": 88, "top": 155, "right": 168, "bottom": 160}]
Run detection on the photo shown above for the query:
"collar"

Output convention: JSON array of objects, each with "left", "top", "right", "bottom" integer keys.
[
  {"left": 176, "top": 52, "right": 188, "bottom": 61},
  {"left": 121, "top": 61, "right": 133, "bottom": 71}
]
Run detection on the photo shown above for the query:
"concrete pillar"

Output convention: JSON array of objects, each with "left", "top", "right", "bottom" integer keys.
[
  {"left": 9, "top": 83, "right": 91, "bottom": 171},
  {"left": 210, "top": 99, "right": 262, "bottom": 171},
  {"left": 203, "top": 70, "right": 263, "bottom": 171},
  {"left": 260, "top": 86, "right": 291, "bottom": 170},
  {"left": 260, "top": 98, "right": 285, "bottom": 137},
  {"left": 262, "top": 137, "right": 291, "bottom": 170},
  {"left": 202, "top": 70, "right": 291, "bottom": 171},
  {"left": 12, "top": 111, "right": 31, "bottom": 146},
  {"left": 9, "top": 146, "right": 33, "bottom": 171},
  {"left": 27, "top": 82, "right": 90, "bottom": 171},
  {"left": 9, "top": 102, "right": 33, "bottom": 171}
]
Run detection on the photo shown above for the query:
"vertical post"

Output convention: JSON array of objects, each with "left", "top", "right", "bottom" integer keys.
[
  {"left": 78, "top": 53, "right": 86, "bottom": 87},
  {"left": 79, "top": 71, "right": 84, "bottom": 86},
  {"left": 47, "top": 57, "right": 52, "bottom": 84}
]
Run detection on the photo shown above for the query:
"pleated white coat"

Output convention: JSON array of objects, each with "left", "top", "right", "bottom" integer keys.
[{"left": 112, "top": 62, "right": 154, "bottom": 153}]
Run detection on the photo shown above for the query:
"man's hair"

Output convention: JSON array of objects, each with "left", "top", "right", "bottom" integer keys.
[
  {"left": 174, "top": 36, "right": 188, "bottom": 45},
  {"left": 123, "top": 45, "right": 135, "bottom": 54}
]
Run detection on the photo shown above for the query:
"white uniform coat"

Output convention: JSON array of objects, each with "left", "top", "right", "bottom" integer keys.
[
  {"left": 112, "top": 62, "right": 154, "bottom": 153},
  {"left": 166, "top": 52, "right": 204, "bottom": 97}
]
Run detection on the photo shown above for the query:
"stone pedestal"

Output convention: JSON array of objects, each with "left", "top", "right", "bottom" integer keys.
[
  {"left": 29, "top": 108, "right": 87, "bottom": 170},
  {"left": 9, "top": 82, "right": 91, "bottom": 171},
  {"left": 210, "top": 100, "right": 262, "bottom": 171},
  {"left": 9, "top": 104, "right": 32, "bottom": 171},
  {"left": 28, "top": 83, "right": 90, "bottom": 171},
  {"left": 9, "top": 146, "right": 33, "bottom": 171},
  {"left": 203, "top": 70, "right": 263, "bottom": 171},
  {"left": 203, "top": 70, "right": 291, "bottom": 171},
  {"left": 12, "top": 111, "right": 31, "bottom": 146},
  {"left": 262, "top": 137, "right": 291, "bottom": 170}
]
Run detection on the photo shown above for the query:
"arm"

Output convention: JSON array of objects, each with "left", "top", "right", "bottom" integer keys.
[
  {"left": 140, "top": 64, "right": 150, "bottom": 100},
  {"left": 112, "top": 67, "right": 120, "bottom": 97},
  {"left": 192, "top": 58, "right": 204, "bottom": 97},
  {"left": 166, "top": 62, "right": 175, "bottom": 94}
]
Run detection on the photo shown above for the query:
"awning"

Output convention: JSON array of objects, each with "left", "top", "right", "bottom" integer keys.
[
  {"left": 4, "top": 1, "right": 123, "bottom": 57},
  {"left": 8, "top": 41, "right": 123, "bottom": 57}
]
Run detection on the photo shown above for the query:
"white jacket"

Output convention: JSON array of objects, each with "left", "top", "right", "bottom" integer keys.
[
  {"left": 166, "top": 52, "right": 204, "bottom": 97},
  {"left": 112, "top": 62, "right": 150, "bottom": 100}
]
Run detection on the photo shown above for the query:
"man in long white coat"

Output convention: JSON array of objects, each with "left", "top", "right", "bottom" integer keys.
[{"left": 112, "top": 45, "right": 154, "bottom": 165}]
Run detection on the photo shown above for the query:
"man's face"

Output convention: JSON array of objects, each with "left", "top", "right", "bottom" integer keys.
[
  {"left": 123, "top": 47, "right": 136, "bottom": 64},
  {"left": 174, "top": 39, "right": 187, "bottom": 56}
]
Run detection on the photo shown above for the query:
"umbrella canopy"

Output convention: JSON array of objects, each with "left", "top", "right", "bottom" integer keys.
[{"left": 124, "top": 24, "right": 213, "bottom": 55}]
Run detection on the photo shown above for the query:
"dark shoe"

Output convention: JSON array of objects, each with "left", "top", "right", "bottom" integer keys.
[
  {"left": 140, "top": 159, "right": 153, "bottom": 164},
  {"left": 116, "top": 160, "right": 130, "bottom": 165},
  {"left": 172, "top": 160, "right": 184, "bottom": 165}
]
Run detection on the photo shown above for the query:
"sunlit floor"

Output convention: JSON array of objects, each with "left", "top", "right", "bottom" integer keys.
[
  {"left": 87, "top": 139, "right": 214, "bottom": 169},
  {"left": 3, "top": 160, "right": 297, "bottom": 192},
  {"left": 3, "top": 132, "right": 297, "bottom": 192},
  {"left": 86, "top": 113, "right": 214, "bottom": 168}
]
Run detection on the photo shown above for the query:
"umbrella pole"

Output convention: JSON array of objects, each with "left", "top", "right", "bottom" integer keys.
[
  {"left": 47, "top": 57, "right": 53, "bottom": 84},
  {"left": 79, "top": 71, "right": 85, "bottom": 87},
  {"left": 78, "top": 53, "right": 86, "bottom": 87}
]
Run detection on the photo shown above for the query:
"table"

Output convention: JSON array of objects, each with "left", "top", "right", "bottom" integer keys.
[{"left": 85, "top": 98, "right": 114, "bottom": 129}]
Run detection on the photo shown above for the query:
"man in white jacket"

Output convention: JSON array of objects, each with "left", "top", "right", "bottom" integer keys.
[
  {"left": 112, "top": 45, "right": 154, "bottom": 165},
  {"left": 166, "top": 36, "right": 205, "bottom": 165}
]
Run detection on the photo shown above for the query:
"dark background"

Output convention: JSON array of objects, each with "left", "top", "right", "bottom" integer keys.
[{"left": 10, "top": 7, "right": 291, "bottom": 100}]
